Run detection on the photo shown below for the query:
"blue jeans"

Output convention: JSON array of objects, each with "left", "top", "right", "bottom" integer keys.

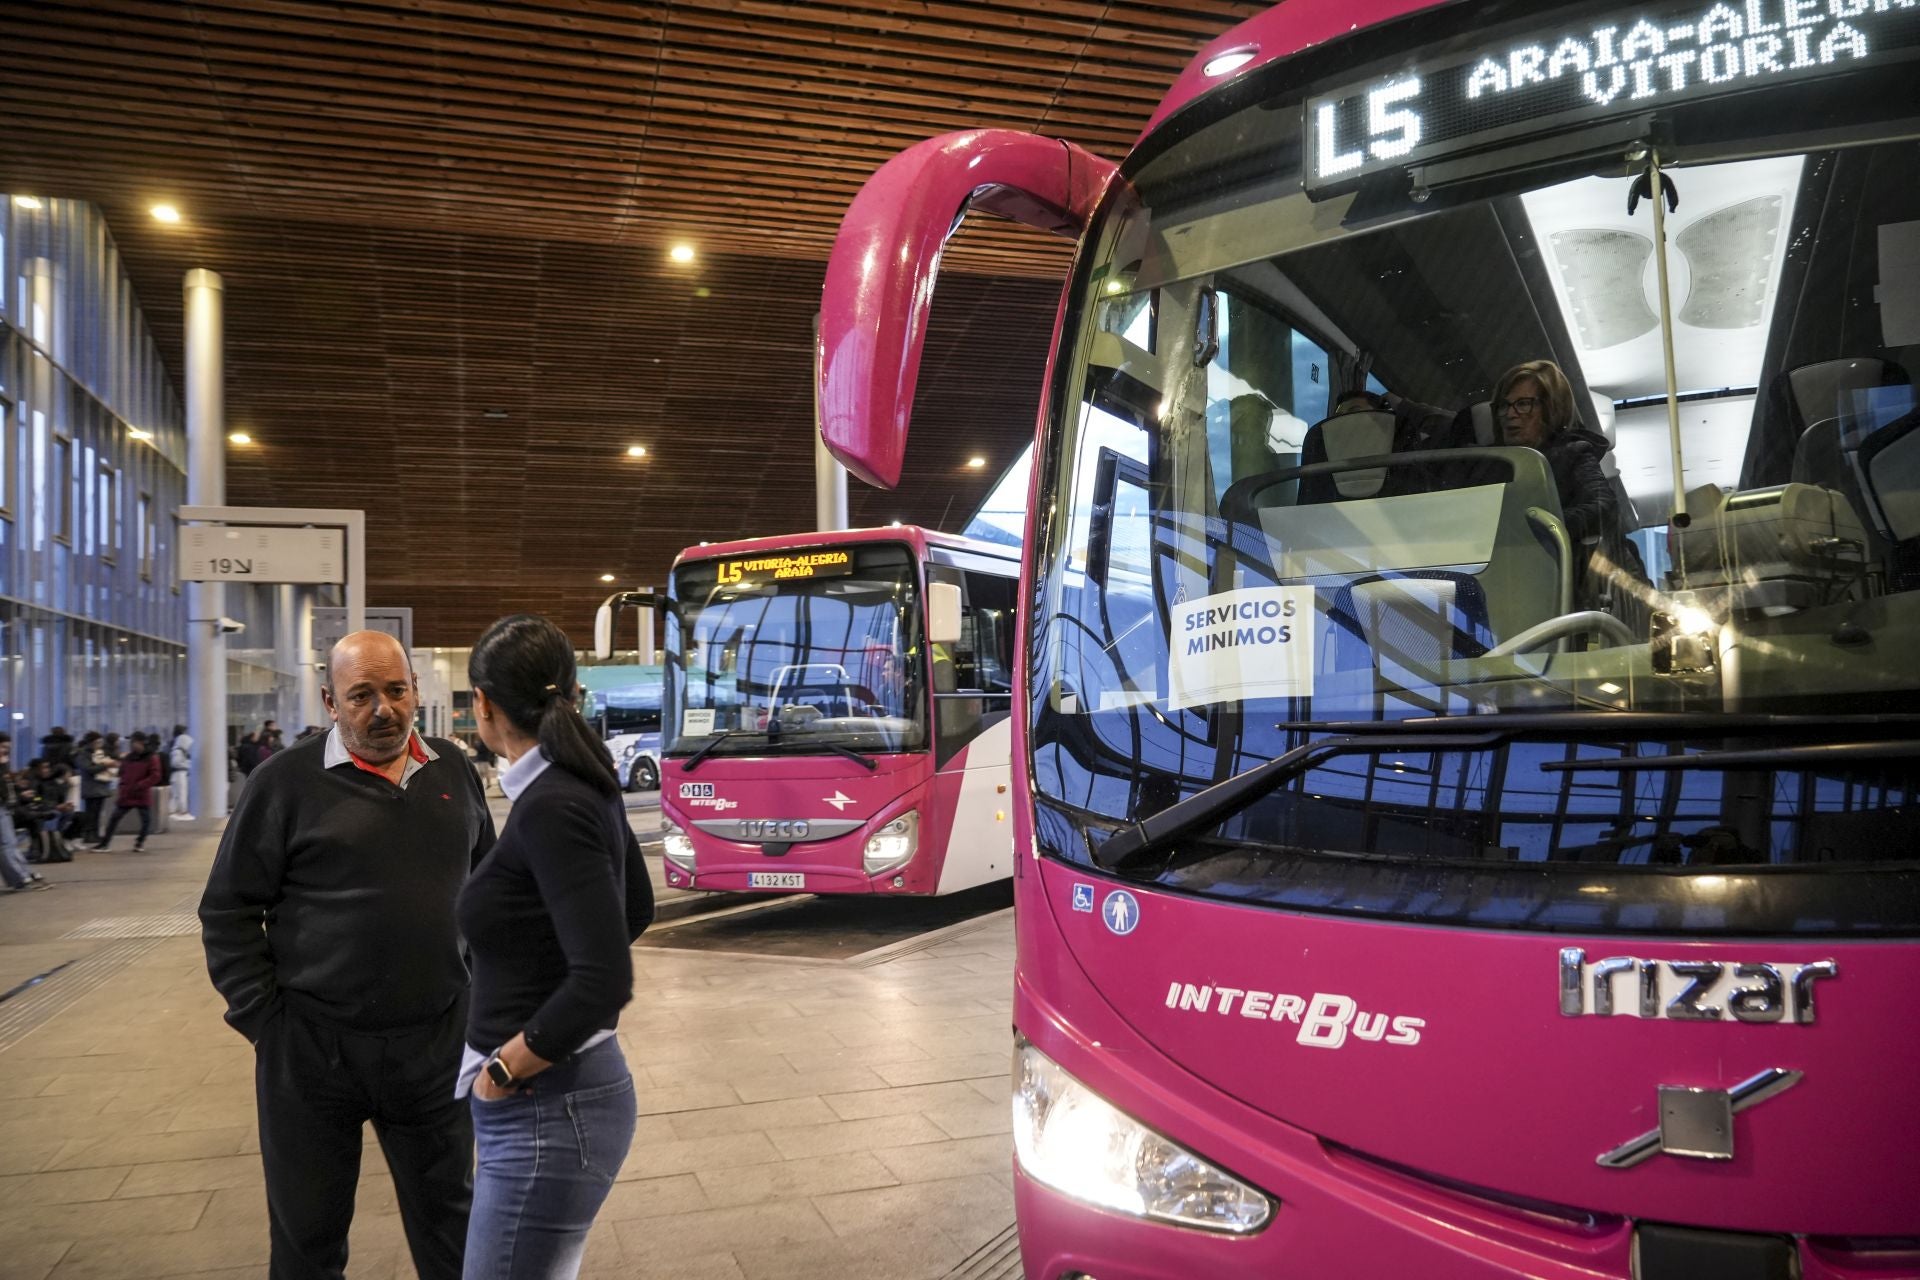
[
  {"left": 465, "top": 1038, "right": 635, "bottom": 1280},
  {"left": 0, "top": 813, "right": 32, "bottom": 889}
]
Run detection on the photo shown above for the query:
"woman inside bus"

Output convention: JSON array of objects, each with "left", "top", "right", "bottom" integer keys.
[
  {"left": 459, "top": 614, "right": 653, "bottom": 1280},
  {"left": 1491, "top": 359, "right": 1616, "bottom": 546}
]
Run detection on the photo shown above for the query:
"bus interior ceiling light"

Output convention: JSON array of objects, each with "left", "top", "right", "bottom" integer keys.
[
  {"left": 150, "top": 204, "right": 181, "bottom": 223},
  {"left": 1013, "top": 1041, "right": 1273, "bottom": 1235}
]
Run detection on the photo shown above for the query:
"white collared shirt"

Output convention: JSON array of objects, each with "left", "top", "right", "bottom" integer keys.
[
  {"left": 497, "top": 746, "right": 551, "bottom": 801},
  {"left": 323, "top": 726, "right": 439, "bottom": 789}
]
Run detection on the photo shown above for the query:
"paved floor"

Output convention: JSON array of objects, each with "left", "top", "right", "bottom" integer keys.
[{"left": 0, "top": 811, "right": 1017, "bottom": 1279}]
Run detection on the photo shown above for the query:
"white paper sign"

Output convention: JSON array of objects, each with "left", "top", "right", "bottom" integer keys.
[
  {"left": 683, "top": 708, "right": 716, "bottom": 736},
  {"left": 1169, "top": 587, "right": 1316, "bottom": 711}
]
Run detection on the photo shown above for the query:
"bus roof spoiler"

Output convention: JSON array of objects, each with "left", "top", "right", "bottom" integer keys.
[{"left": 818, "top": 129, "right": 1116, "bottom": 490}]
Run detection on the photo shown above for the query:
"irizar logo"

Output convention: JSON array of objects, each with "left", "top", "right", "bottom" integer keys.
[
  {"left": 1165, "top": 981, "right": 1425, "bottom": 1049},
  {"left": 1560, "top": 949, "right": 1838, "bottom": 1024}
]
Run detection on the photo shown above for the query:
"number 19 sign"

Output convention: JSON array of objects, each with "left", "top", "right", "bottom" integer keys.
[{"left": 178, "top": 525, "right": 344, "bottom": 584}]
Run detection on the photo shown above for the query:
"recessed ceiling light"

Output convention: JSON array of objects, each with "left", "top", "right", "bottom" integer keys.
[
  {"left": 1202, "top": 47, "right": 1257, "bottom": 78},
  {"left": 228, "top": 431, "right": 252, "bottom": 445},
  {"left": 12, "top": 195, "right": 42, "bottom": 210},
  {"left": 128, "top": 428, "right": 154, "bottom": 441},
  {"left": 481, "top": 408, "right": 509, "bottom": 420},
  {"left": 699, "top": 540, "right": 711, "bottom": 546},
  {"left": 626, "top": 445, "right": 647, "bottom": 458},
  {"left": 599, "top": 573, "right": 616, "bottom": 582},
  {"left": 889, "top": 520, "right": 903, "bottom": 527},
  {"left": 966, "top": 456, "right": 987, "bottom": 468},
  {"left": 668, "top": 243, "right": 696, "bottom": 264},
  {"left": 150, "top": 204, "right": 182, "bottom": 223}
]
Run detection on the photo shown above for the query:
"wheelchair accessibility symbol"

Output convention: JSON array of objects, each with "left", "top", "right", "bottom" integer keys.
[
  {"left": 1071, "top": 883, "right": 1094, "bottom": 913},
  {"left": 1103, "top": 890, "right": 1140, "bottom": 936}
]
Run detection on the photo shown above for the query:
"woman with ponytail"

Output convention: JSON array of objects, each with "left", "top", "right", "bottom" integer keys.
[{"left": 457, "top": 614, "right": 653, "bottom": 1279}]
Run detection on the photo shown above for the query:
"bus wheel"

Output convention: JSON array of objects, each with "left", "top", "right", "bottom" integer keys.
[{"left": 630, "top": 759, "right": 659, "bottom": 792}]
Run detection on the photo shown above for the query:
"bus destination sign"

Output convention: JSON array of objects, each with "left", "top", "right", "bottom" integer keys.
[
  {"left": 1306, "top": 0, "right": 1920, "bottom": 193},
  {"left": 716, "top": 549, "right": 855, "bottom": 585}
]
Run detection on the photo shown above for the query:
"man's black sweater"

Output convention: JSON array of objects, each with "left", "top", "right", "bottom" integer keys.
[{"left": 200, "top": 732, "right": 496, "bottom": 1040}]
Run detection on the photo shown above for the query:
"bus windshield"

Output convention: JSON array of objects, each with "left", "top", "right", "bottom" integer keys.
[
  {"left": 1033, "top": 77, "right": 1920, "bottom": 918},
  {"left": 667, "top": 541, "right": 928, "bottom": 757}
]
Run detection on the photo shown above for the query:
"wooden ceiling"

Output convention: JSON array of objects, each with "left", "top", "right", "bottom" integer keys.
[{"left": 0, "top": 0, "right": 1263, "bottom": 643}]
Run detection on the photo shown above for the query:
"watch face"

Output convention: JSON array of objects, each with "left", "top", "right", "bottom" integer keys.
[{"left": 485, "top": 1059, "right": 512, "bottom": 1087}]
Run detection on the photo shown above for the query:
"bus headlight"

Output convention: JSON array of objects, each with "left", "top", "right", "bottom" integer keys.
[
  {"left": 1012, "top": 1040, "right": 1273, "bottom": 1235},
  {"left": 661, "top": 820, "right": 696, "bottom": 871},
  {"left": 863, "top": 810, "right": 918, "bottom": 875}
]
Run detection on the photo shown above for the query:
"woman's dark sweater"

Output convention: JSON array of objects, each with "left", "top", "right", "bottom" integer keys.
[{"left": 457, "top": 763, "right": 654, "bottom": 1062}]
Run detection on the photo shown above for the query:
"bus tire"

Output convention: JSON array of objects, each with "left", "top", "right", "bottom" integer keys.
[{"left": 629, "top": 758, "right": 659, "bottom": 793}]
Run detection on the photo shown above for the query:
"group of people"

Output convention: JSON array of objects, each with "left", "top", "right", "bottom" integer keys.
[
  {"left": 0, "top": 723, "right": 196, "bottom": 892},
  {"left": 199, "top": 619, "right": 652, "bottom": 1280}
]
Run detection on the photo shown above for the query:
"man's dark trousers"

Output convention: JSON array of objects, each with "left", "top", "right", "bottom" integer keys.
[{"left": 254, "top": 998, "right": 471, "bottom": 1280}]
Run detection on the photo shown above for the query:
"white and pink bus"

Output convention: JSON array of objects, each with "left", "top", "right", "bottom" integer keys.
[
  {"left": 819, "top": 0, "right": 1920, "bottom": 1274},
  {"left": 656, "top": 527, "right": 1020, "bottom": 896}
]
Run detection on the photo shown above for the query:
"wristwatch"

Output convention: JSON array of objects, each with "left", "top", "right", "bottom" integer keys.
[{"left": 483, "top": 1053, "right": 516, "bottom": 1089}]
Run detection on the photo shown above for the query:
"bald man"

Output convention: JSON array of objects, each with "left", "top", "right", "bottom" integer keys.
[{"left": 200, "top": 631, "right": 496, "bottom": 1280}]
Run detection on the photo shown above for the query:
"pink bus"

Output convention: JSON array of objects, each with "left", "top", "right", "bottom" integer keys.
[
  {"left": 818, "top": 1, "right": 1920, "bottom": 1274},
  {"left": 656, "top": 526, "right": 1021, "bottom": 896}
]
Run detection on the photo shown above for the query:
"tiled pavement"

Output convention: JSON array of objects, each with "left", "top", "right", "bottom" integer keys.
[{"left": 0, "top": 814, "right": 1018, "bottom": 1279}]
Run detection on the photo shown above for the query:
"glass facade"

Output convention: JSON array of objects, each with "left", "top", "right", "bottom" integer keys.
[{"left": 0, "top": 194, "right": 189, "bottom": 750}]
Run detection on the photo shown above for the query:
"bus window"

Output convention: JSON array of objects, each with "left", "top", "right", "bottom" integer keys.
[{"left": 929, "top": 564, "right": 1017, "bottom": 765}]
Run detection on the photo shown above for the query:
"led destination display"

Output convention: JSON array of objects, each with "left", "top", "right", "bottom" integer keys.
[
  {"left": 714, "top": 548, "right": 855, "bottom": 585},
  {"left": 1306, "top": 0, "right": 1920, "bottom": 192}
]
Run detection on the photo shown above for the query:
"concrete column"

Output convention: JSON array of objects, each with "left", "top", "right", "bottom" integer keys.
[
  {"left": 274, "top": 583, "right": 300, "bottom": 730},
  {"left": 812, "top": 312, "right": 847, "bottom": 531},
  {"left": 297, "top": 589, "right": 324, "bottom": 730},
  {"left": 184, "top": 269, "right": 227, "bottom": 817}
]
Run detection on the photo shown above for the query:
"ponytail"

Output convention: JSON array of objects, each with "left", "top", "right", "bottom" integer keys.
[{"left": 469, "top": 614, "right": 620, "bottom": 798}]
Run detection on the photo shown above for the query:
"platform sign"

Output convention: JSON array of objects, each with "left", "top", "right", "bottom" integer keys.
[
  {"left": 312, "top": 606, "right": 413, "bottom": 655},
  {"left": 179, "top": 525, "right": 344, "bottom": 584}
]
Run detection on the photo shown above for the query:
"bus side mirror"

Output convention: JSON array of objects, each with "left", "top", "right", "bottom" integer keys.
[
  {"left": 818, "top": 129, "right": 1116, "bottom": 489},
  {"left": 928, "top": 582, "right": 963, "bottom": 646},
  {"left": 593, "top": 601, "right": 615, "bottom": 661}
]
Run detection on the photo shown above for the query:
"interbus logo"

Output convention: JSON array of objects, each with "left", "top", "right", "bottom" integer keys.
[
  {"left": 1164, "top": 982, "right": 1425, "bottom": 1049},
  {"left": 1559, "top": 948, "right": 1839, "bottom": 1024}
]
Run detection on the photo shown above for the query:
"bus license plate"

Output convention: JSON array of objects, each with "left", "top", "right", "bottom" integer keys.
[{"left": 749, "top": 872, "right": 805, "bottom": 890}]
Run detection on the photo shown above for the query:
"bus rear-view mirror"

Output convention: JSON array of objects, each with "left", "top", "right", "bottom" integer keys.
[
  {"left": 928, "top": 582, "right": 963, "bottom": 645},
  {"left": 593, "top": 600, "right": 615, "bottom": 661}
]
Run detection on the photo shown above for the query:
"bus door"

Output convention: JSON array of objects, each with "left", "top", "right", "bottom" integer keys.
[{"left": 925, "top": 561, "right": 1018, "bottom": 891}]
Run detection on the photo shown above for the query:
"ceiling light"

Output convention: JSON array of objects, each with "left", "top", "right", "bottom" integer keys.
[
  {"left": 481, "top": 408, "right": 510, "bottom": 420},
  {"left": 228, "top": 431, "right": 252, "bottom": 445},
  {"left": 150, "top": 204, "right": 182, "bottom": 223},
  {"left": 626, "top": 445, "right": 647, "bottom": 458},
  {"left": 699, "top": 540, "right": 711, "bottom": 546},
  {"left": 1104, "top": 279, "right": 1125, "bottom": 294},
  {"left": 12, "top": 195, "right": 42, "bottom": 210},
  {"left": 600, "top": 573, "right": 616, "bottom": 582},
  {"left": 890, "top": 520, "right": 903, "bottom": 527},
  {"left": 1202, "top": 48, "right": 1257, "bottom": 78},
  {"left": 668, "top": 243, "right": 696, "bottom": 264},
  {"left": 128, "top": 428, "right": 154, "bottom": 441},
  {"left": 967, "top": 456, "right": 987, "bottom": 469}
]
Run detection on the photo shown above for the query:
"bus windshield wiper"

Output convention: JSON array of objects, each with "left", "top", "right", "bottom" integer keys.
[
  {"left": 1091, "top": 710, "right": 1920, "bottom": 872},
  {"left": 681, "top": 730, "right": 757, "bottom": 773},
  {"left": 781, "top": 739, "right": 878, "bottom": 771},
  {"left": 1537, "top": 740, "right": 1920, "bottom": 773},
  {"left": 1095, "top": 728, "right": 1506, "bottom": 871}
]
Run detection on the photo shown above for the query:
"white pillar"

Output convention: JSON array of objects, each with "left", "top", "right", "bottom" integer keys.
[
  {"left": 185, "top": 268, "right": 228, "bottom": 817},
  {"left": 812, "top": 313, "right": 848, "bottom": 531},
  {"left": 274, "top": 583, "right": 300, "bottom": 730},
  {"left": 297, "top": 589, "right": 324, "bottom": 730}
]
